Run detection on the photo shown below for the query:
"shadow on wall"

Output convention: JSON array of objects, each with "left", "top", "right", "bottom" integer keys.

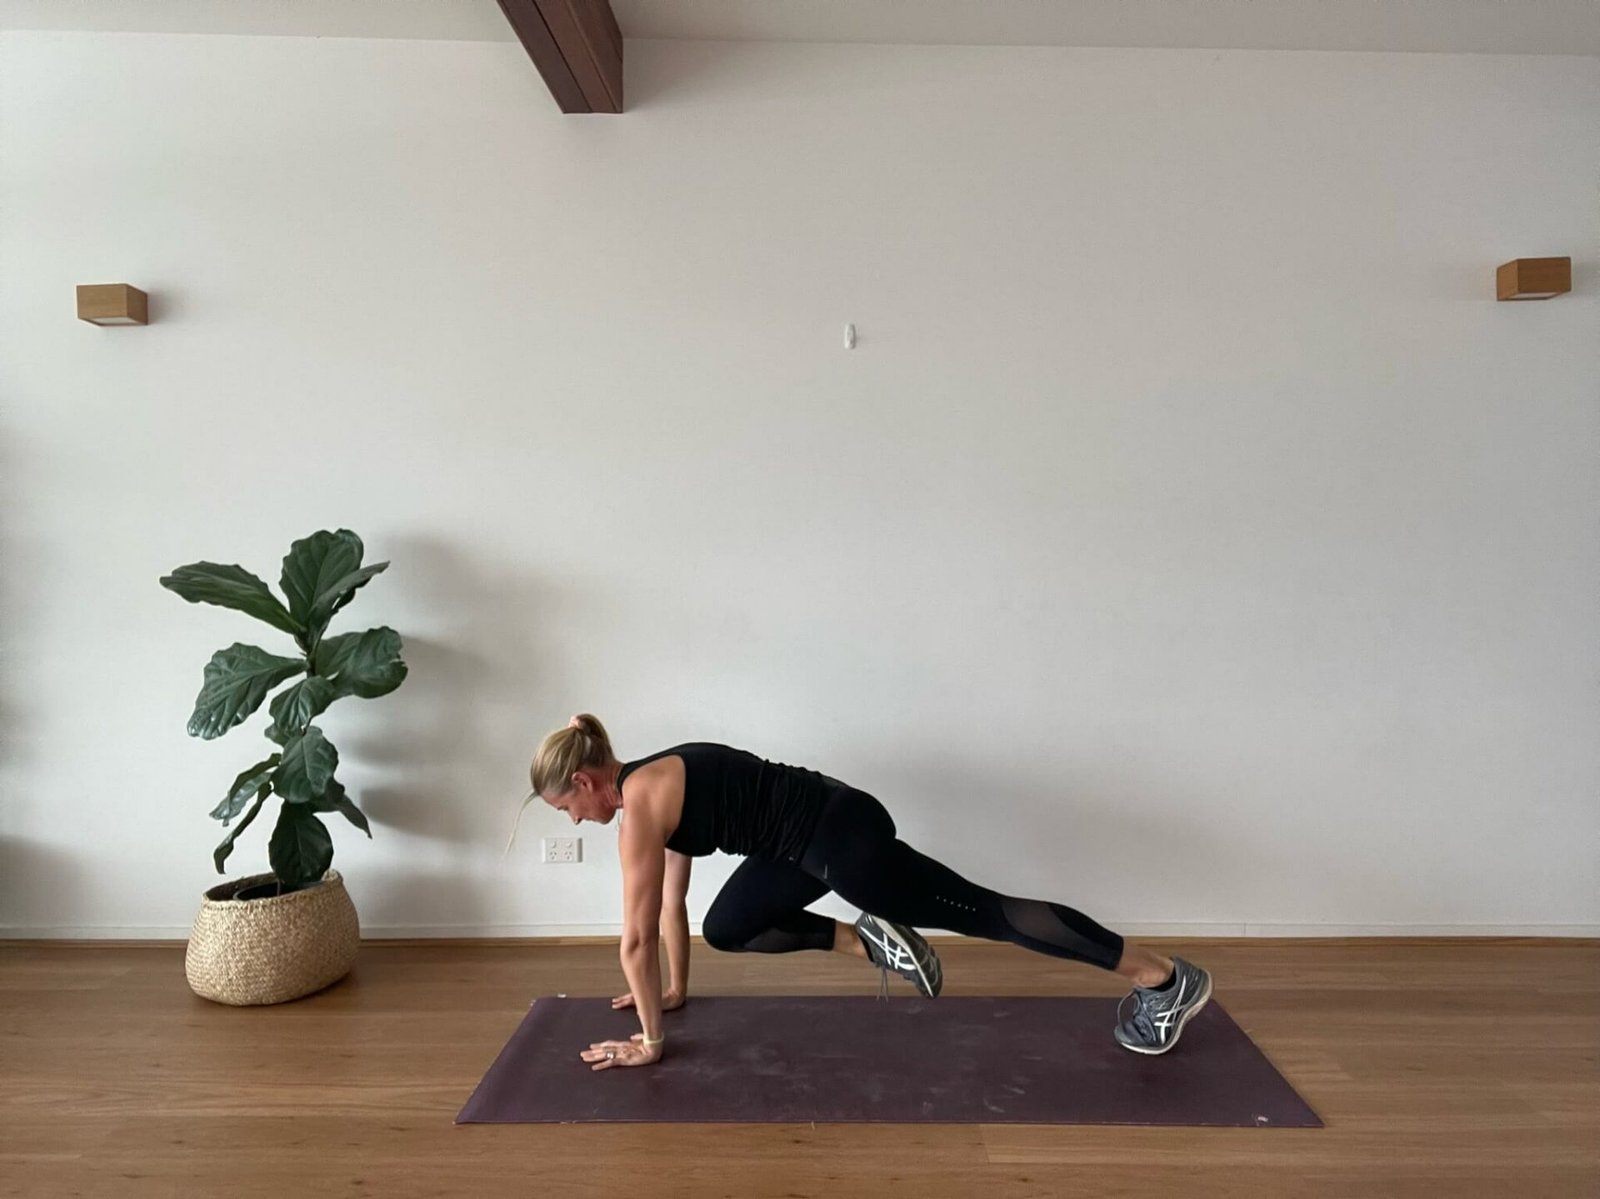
[
  {"left": 348, "top": 869, "right": 503, "bottom": 939},
  {"left": 0, "top": 431, "right": 43, "bottom": 799},
  {"left": 621, "top": 39, "right": 794, "bottom": 111},
  {"left": 338, "top": 534, "right": 546, "bottom": 842},
  {"left": 329, "top": 534, "right": 581, "bottom": 932},
  {"left": 620, "top": 40, "right": 703, "bottom": 111},
  {"left": 0, "top": 836, "right": 84, "bottom": 932},
  {"left": 342, "top": 630, "right": 488, "bottom": 847},
  {"left": 857, "top": 746, "right": 1365, "bottom": 929},
  {"left": 0, "top": 431, "right": 50, "bottom": 930}
]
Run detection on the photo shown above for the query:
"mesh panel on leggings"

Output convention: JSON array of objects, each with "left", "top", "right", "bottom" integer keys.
[{"left": 999, "top": 896, "right": 1124, "bottom": 971}]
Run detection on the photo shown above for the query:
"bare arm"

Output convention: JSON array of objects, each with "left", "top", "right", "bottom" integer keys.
[
  {"left": 661, "top": 849, "right": 692, "bottom": 996},
  {"left": 618, "top": 808, "right": 665, "bottom": 1044},
  {"left": 583, "top": 810, "right": 670, "bottom": 1071}
]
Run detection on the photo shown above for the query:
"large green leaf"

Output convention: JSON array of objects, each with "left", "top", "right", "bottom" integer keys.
[
  {"left": 268, "top": 802, "right": 333, "bottom": 890},
  {"left": 213, "top": 788, "right": 270, "bottom": 873},
  {"left": 160, "top": 562, "right": 304, "bottom": 638},
  {"left": 210, "top": 755, "right": 281, "bottom": 824},
  {"left": 187, "top": 644, "right": 307, "bottom": 740},
  {"left": 280, "top": 530, "right": 388, "bottom": 648},
  {"left": 311, "top": 563, "right": 387, "bottom": 635},
  {"left": 313, "top": 628, "right": 407, "bottom": 700},
  {"left": 308, "top": 778, "right": 371, "bottom": 837},
  {"left": 272, "top": 726, "right": 339, "bottom": 804},
  {"left": 266, "top": 677, "right": 339, "bottom": 744}
]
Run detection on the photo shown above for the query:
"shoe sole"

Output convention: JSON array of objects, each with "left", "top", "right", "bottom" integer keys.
[
  {"left": 1115, "top": 970, "right": 1213, "bottom": 1055},
  {"left": 862, "top": 916, "right": 942, "bottom": 998}
]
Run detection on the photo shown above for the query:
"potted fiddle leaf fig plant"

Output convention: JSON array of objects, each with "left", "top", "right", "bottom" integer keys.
[{"left": 160, "top": 528, "right": 407, "bottom": 1005}]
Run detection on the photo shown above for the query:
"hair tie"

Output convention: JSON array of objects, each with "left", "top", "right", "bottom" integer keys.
[{"left": 568, "top": 716, "right": 584, "bottom": 731}]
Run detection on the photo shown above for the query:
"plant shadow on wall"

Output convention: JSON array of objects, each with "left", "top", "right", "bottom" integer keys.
[
  {"left": 161, "top": 529, "right": 407, "bottom": 896},
  {"left": 333, "top": 536, "right": 520, "bottom": 840},
  {"left": 332, "top": 534, "right": 557, "bottom": 932}
]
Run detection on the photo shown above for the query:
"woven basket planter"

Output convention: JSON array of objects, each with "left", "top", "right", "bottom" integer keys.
[{"left": 185, "top": 870, "right": 360, "bottom": 1006}]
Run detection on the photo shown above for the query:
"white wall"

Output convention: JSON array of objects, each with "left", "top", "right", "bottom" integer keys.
[{"left": 1, "top": 31, "right": 1596, "bottom": 938}]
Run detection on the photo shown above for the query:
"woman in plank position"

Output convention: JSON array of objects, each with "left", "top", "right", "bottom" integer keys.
[{"left": 512, "top": 714, "right": 1212, "bottom": 1071}]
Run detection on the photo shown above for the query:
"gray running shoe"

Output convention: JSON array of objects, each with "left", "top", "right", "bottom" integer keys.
[
  {"left": 854, "top": 912, "right": 943, "bottom": 1000},
  {"left": 1113, "top": 957, "right": 1213, "bottom": 1054}
]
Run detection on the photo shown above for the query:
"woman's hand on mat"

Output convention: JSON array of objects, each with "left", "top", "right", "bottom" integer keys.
[
  {"left": 581, "top": 1034, "right": 663, "bottom": 1071},
  {"left": 611, "top": 988, "right": 685, "bottom": 1011}
]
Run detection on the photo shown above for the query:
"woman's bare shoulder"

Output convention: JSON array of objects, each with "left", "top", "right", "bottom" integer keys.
[
  {"left": 620, "top": 755, "right": 685, "bottom": 825},
  {"left": 623, "top": 753, "right": 684, "bottom": 789}
]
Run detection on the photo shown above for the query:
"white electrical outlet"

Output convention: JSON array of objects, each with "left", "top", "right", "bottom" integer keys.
[{"left": 542, "top": 836, "right": 582, "bottom": 864}]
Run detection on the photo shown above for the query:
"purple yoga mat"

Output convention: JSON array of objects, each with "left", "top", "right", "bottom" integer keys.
[{"left": 456, "top": 995, "right": 1322, "bottom": 1127}]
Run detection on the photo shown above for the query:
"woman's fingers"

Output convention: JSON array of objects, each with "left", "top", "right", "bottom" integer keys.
[
  {"left": 581, "top": 1038, "right": 646, "bottom": 1071},
  {"left": 581, "top": 1040, "right": 623, "bottom": 1065}
]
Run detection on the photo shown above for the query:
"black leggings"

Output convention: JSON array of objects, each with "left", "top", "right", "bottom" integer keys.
[{"left": 700, "top": 782, "right": 1125, "bottom": 972}]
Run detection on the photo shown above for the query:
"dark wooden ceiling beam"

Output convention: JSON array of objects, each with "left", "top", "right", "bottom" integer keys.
[{"left": 496, "top": 0, "right": 623, "bottom": 113}]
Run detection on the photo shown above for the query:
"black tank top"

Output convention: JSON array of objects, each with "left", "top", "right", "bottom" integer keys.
[{"left": 616, "top": 742, "right": 832, "bottom": 861}]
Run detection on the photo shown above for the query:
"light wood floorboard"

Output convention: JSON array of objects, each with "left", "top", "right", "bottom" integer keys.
[{"left": 2, "top": 938, "right": 1596, "bottom": 1198}]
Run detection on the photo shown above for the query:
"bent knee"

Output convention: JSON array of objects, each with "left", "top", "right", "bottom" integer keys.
[{"left": 700, "top": 913, "right": 750, "bottom": 953}]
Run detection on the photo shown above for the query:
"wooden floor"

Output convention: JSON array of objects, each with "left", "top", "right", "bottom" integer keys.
[{"left": 2, "top": 937, "right": 1596, "bottom": 1198}]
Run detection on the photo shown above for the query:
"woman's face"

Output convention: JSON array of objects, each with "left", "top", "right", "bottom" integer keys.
[{"left": 543, "top": 771, "right": 617, "bottom": 825}]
